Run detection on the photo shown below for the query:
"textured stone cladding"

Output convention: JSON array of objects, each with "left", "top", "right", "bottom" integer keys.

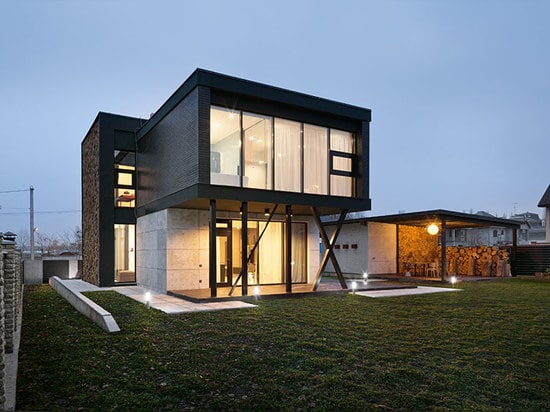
[
  {"left": 81, "top": 119, "right": 100, "bottom": 285},
  {"left": 0, "top": 242, "right": 22, "bottom": 410},
  {"left": 0, "top": 254, "right": 4, "bottom": 408},
  {"left": 2, "top": 249, "right": 17, "bottom": 353}
]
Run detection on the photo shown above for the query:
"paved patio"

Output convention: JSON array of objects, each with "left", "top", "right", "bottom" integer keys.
[{"left": 59, "top": 279, "right": 257, "bottom": 314}]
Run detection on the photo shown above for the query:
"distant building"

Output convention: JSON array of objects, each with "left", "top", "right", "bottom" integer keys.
[
  {"left": 509, "top": 212, "right": 546, "bottom": 243},
  {"left": 538, "top": 185, "right": 550, "bottom": 242}
]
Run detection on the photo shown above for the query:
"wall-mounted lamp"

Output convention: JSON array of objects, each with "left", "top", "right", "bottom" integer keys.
[{"left": 427, "top": 223, "right": 439, "bottom": 235}]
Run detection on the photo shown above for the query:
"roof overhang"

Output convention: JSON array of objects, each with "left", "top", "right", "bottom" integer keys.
[{"left": 327, "top": 209, "right": 522, "bottom": 229}]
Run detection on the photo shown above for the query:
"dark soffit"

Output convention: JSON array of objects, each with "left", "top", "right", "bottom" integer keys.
[{"left": 327, "top": 209, "right": 522, "bottom": 229}]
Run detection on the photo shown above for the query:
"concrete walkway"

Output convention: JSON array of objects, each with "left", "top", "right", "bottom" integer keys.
[
  {"left": 356, "top": 286, "right": 461, "bottom": 298},
  {"left": 59, "top": 280, "right": 256, "bottom": 314}
]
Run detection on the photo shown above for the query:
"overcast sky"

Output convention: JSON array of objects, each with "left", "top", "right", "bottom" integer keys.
[{"left": 1, "top": 0, "right": 549, "bottom": 238}]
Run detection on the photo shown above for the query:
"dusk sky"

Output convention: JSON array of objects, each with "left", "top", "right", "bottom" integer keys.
[{"left": 1, "top": 0, "right": 549, "bottom": 238}]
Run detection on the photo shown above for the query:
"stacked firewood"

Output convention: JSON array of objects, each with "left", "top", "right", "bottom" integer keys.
[{"left": 445, "top": 246, "right": 510, "bottom": 277}]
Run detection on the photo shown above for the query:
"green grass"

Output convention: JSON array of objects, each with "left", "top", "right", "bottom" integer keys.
[{"left": 17, "top": 278, "right": 550, "bottom": 411}]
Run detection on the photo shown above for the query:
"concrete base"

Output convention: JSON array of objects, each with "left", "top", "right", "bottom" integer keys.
[
  {"left": 23, "top": 259, "right": 43, "bottom": 284},
  {"left": 49, "top": 276, "right": 120, "bottom": 333}
]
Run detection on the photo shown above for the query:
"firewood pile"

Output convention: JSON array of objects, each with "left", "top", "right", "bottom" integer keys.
[{"left": 445, "top": 246, "right": 510, "bottom": 277}]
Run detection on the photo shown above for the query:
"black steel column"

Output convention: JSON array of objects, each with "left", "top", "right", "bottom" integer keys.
[
  {"left": 241, "top": 201, "right": 248, "bottom": 296},
  {"left": 286, "top": 205, "right": 292, "bottom": 293},
  {"left": 209, "top": 199, "right": 217, "bottom": 298},
  {"left": 395, "top": 224, "right": 400, "bottom": 274},
  {"left": 511, "top": 228, "right": 517, "bottom": 276},
  {"left": 440, "top": 219, "right": 447, "bottom": 282}
]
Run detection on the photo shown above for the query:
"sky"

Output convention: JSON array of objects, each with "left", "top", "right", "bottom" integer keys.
[{"left": 1, "top": 0, "right": 549, "bottom": 239}]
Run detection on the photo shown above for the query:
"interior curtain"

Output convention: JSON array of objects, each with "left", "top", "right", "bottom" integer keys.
[
  {"left": 304, "top": 124, "right": 328, "bottom": 194},
  {"left": 291, "top": 223, "right": 307, "bottom": 282},
  {"left": 274, "top": 119, "right": 301, "bottom": 192},
  {"left": 258, "top": 222, "right": 283, "bottom": 283}
]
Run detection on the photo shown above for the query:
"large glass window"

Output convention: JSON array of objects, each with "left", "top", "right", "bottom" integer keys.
[
  {"left": 243, "top": 112, "right": 272, "bottom": 189},
  {"left": 304, "top": 124, "right": 328, "bottom": 195},
  {"left": 114, "top": 224, "right": 135, "bottom": 283},
  {"left": 330, "top": 129, "right": 355, "bottom": 197},
  {"left": 215, "top": 219, "right": 306, "bottom": 286},
  {"left": 210, "top": 106, "right": 241, "bottom": 186},
  {"left": 114, "top": 151, "right": 135, "bottom": 207},
  {"left": 274, "top": 118, "right": 302, "bottom": 192},
  {"left": 290, "top": 222, "right": 307, "bottom": 283},
  {"left": 210, "top": 106, "right": 357, "bottom": 198}
]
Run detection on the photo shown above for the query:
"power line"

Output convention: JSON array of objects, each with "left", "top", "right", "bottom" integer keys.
[
  {"left": 0, "top": 188, "right": 30, "bottom": 194},
  {"left": 0, "top": 210, "right": 80, "bottom": 216}
]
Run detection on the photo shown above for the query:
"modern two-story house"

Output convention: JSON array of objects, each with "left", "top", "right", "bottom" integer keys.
[{"left": 81, "top": 69, "right": 371, "bottom": 298}]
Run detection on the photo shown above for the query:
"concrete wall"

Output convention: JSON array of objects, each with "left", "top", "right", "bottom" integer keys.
[
  {"left": 137, "top": 208, "right": 210, "bottom": 293},
  {"left": 137, "top": 208, "right": 320, "bottom": 293},
  {"left": 23, "top": 259, "right": 43, "bottom": 285},
  {"left": 326, "top": 222, "right": 369, "bottom": 275},
  {"left": 325, "top": 221, "right": 397, "bottom": 275},
  {"left": 367, "top": 222, "right": 397, "bottom": 274}
]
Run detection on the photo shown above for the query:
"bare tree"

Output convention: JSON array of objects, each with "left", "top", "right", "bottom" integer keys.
[{"left": 15, "top": 228, "right": 30, "bottom": 252}]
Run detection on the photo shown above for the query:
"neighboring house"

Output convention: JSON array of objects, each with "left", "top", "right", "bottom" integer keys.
[
  {"left": 509, "top": 211, "right": 546, "bottom": 244},
  {"left": 81, "top": 69, "right": 372, "bottom": 297},
  {"left": 538, "top": 184, "right": 550, "bottom": 242}
]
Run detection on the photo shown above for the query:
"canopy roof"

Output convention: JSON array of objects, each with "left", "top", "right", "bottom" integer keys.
[{"left": 363, "top": 209, "right": 521, "bottom": 229}]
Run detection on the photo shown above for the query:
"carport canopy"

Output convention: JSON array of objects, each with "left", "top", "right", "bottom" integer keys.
[{"left": 365, "top": 209, "right": 521, "bottom": 280}]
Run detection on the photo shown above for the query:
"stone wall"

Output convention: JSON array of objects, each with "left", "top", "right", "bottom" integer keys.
[
  {"left": 81, "top": 119, "right": 100, "bottom": 285},
  {"left": 0, "top": 234, "right": 23, "bottom": 410}
]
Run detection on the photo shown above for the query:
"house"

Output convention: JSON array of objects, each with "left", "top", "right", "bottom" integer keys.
[
  {"left": 81, "top": 69, "right": 372, "bottom": 298},
  {"left": 509, "top": 212, "right": 546, "bottom": 243},
  {"left": 538, "top": 184, "right": 550, "bottom": 242}
]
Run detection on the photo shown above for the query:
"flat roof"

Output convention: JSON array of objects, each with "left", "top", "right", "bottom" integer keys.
[
  {"left": 137, "top": 68, "right": 371, "bottom": 139},
  {"left": 327, "top": 209, "right": 521, "bottom": 229}
]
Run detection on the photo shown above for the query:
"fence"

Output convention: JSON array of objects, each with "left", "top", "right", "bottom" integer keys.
[
  {"left": 0, "top": 233, "right": 23, "bottom": 411},
  {"left": 513, "top": 244, "right": 550, "bottom": 275}
]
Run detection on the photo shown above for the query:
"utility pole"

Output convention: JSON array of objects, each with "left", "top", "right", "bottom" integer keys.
[{"left": 30, "top": 185, "right": 35, "bottom": 260}]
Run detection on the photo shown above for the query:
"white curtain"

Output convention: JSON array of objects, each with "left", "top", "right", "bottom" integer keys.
[
  {"left": 291, "top": 223, "right": 307, "bottom": 283},
  {"left": 259, "top": 222, "right": 283, "bottom": 283},
  {"left": 274, "top": 119, "right": 301, "bottom": 192},
  {"left": 304, "top": 124, "right": 328, "bottom": 194}
]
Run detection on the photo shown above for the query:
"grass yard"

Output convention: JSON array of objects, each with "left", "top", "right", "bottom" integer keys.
[{"left": 17, "top": 278, "right": 550, "bottom": 411}]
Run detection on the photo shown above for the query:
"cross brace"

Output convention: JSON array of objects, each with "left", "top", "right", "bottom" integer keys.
[{"left": 311, "top": 207, "right": 349, "bottom": 291}]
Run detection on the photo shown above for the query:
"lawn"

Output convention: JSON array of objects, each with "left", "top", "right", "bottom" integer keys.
[{"left": 17, "top": 278, "right": 550, "bottom": 411}]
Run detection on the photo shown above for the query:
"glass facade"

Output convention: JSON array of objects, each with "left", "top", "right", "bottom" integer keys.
[
  {"left": 114, "top": 223, "right": 135, "bottom": 283},
  {"left": 214, "top": 219, "right": 307, "bottom": 287},
  {"left": 114, "top": 151, "right": 136, "bottom": 207},
  {"left": 243, "top": 112, "right": 273, "bottom": 189},
  {"left": 210, "top": 107, "right": 241, "bottom": 186},
  {"left": 210, "top": 106, "right": 357, "bottom": 197}
]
